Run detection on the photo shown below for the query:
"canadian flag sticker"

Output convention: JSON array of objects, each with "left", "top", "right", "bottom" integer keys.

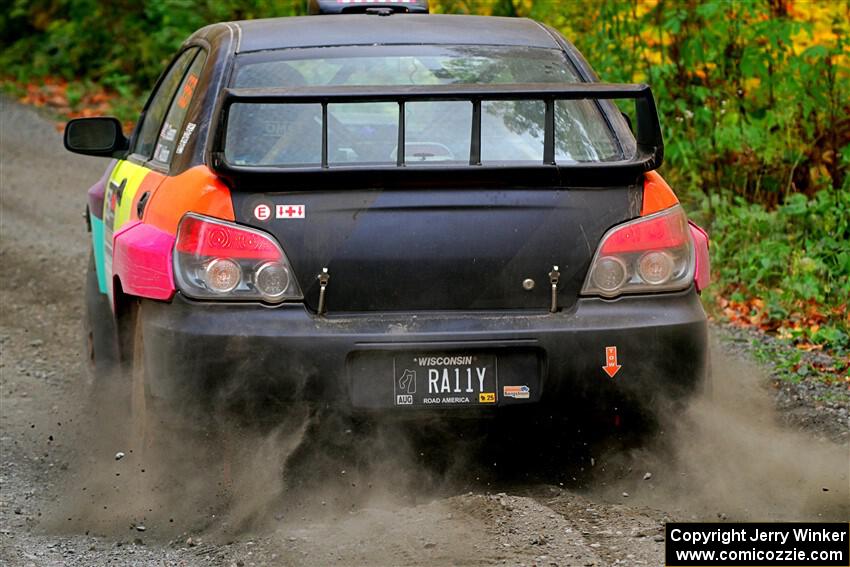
[{"left": 276, "top": 204, "right": 306, "bottom": 219}]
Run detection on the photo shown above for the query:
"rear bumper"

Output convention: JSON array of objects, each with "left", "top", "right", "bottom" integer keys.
[{"left": 140, "top": 288, "right": 708, "bottom": 414}]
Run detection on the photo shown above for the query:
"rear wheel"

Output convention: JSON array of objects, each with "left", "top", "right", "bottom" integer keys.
[
  {"left": 130, "top": 309, "right": 152, "bottom": 454},
  {"left": 84, "top": 252, "right": 118, "bottom": 378},
  {"left": 126, "top": 304, "right": 225, "bottom": 478}
]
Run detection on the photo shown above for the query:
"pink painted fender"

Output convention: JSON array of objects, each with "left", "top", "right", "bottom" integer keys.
[
  {"left": 113, "top": 221, "right": 176, "bottom": 301},
  {"left": 689, "top": 221, "right": 710, "bottom": 292}
]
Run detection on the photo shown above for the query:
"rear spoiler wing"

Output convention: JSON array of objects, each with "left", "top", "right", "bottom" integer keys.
[{"left": 209, "top": 82, "right": 663, "bottom": 189}]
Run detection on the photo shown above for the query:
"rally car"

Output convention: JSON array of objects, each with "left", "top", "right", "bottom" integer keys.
[{"left": 66, "top": 0, "right": 710, "bottom": 437}]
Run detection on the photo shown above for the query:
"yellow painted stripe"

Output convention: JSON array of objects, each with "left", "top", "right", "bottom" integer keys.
[{"left": 108, "top": 161, "right": 151, "bottom": 231}]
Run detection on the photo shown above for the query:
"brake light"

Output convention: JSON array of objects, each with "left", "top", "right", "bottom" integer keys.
[
  {"left": 581, "top": 205, "right": 694, "bottom": 298},
  {"left": 176, "top": 215, "right": 280, "bottom": 260},
  {"left": 600, "top": 208, "right": 690, "bottom": 254},
  {"left": 173, "top": 213, "right": 302, "bottom": 303}
]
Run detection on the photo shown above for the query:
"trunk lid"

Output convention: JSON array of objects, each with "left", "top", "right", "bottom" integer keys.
[{"left": 230, "top": 184, "right": 640, "bottom": 312}]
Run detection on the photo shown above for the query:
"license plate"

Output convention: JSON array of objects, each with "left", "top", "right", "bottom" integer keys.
[{"left": 393, "top": 354, "right": 497, "bottom": 407}]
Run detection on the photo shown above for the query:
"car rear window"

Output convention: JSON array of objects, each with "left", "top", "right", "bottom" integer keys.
[{"left": 226, "top": 45, "right": 634, "bottom": 167}]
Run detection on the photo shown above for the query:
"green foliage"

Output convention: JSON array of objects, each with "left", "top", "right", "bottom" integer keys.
[
  {"left": 0, "top": 0, "right": 308, "bottom": 101},
  {"left": 708, "top": 187, "right": 850, "bottom": 351},
  {"left": 521, "top": 0, "right": 850, "bottom": 204}
]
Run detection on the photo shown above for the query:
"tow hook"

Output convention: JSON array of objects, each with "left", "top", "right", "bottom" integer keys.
[
  {"left": 548, "top": 265, "right": 561, "bottom": 313},
  {"left": 317, "top": 268, "right": 330, "bottom": 315}
]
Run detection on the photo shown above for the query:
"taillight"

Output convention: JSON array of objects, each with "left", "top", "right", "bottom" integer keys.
[
  {"left": 581, "top": 205, "right": 694, "bottom": 298},
  {"left": 174, "top": 213, "right": 302, "bottom": 303}
]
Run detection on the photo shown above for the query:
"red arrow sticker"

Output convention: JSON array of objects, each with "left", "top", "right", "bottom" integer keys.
[{"left": 603, "top": 346, "right": 622, "bottom": 378}]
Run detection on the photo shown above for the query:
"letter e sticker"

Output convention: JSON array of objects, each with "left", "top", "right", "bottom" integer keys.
[{"left": 254, "top": 204, "right": 271, "bottom": 221}]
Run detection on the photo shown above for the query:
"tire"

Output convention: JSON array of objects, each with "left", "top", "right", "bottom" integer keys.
[
  {"left": 84, "top": 252, "right": 119, "bottom": 378},
  {"left": 127, "top": 303, "right": 208, "bottom": 456},
  {"left": 126, "top": 304, "right": 232, "bottom": 488},
  {"left": 130, "top": 305, "right": 153, "bottom": 455}
]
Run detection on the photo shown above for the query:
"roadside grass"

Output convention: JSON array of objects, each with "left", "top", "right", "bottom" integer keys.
[
  {"left": 813, "top": 390, "right": 850, "bottom": 405},
  {"left": 700, "top": 186, "right": 850, "bottom": 367},
  {"left": 745, "top": 326, "right": 850, "bottom": 386}
]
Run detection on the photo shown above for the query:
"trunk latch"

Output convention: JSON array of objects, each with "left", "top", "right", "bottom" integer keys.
[
  {"left": 317, "top": 268, "right": 330, "bottom": 315},
  {"left": 548, "top": 265, "right": 561, "bottom": 313}
]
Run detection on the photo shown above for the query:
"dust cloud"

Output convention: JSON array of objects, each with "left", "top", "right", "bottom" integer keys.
[
  {"left": 591, "top": 339, "right": 849, "bottom": 522},
  {"left": 40, "top": 336, "right": 848, "bottom": 548},
  {"left": 38, "top": 363, "right": 475, "bottom": 544},
  {"left": 37, "top": 369, "right": 304, "bottom": 539}
]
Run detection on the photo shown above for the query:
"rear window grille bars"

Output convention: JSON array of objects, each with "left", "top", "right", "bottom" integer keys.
[{"left": 210, "top": 82, "right": 664, "bottom": 188}]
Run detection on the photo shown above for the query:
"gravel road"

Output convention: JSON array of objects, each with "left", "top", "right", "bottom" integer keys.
[{"left": 1, "top": 97, "right": 847, "bottom": 567}]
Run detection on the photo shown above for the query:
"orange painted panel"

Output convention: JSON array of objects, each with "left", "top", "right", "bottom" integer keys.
[
  {"left": 143, "top": 165, "right": 235, "bottom": 235},
  {"left": 641, "top": 171, "right": 679, "bottom": 216}
]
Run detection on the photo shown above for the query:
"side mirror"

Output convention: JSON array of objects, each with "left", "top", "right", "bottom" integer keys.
[{"left": 64, "top": 117, "right": 129, "bottom": 157}]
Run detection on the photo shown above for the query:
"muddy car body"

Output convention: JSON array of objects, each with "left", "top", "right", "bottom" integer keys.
[{"left": 67, "top": 3, "right": 710, "bottom": 428}]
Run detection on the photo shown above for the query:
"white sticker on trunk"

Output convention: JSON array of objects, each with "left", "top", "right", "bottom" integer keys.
[
  {"left": 276, "top": 204, "right": 305, "bottom": 219},
  {"left": 253, "top": 204, "right": 271, "bottom": 221}
]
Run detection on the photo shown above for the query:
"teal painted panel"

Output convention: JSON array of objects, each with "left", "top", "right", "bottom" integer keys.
[{"left": 90, "top": 215, "right": 107, "bottom": 294}]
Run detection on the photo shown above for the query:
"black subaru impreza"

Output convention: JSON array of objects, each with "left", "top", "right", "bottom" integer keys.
[{"left": 69, "top": 0, "right": 711, "bottom": 435}]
